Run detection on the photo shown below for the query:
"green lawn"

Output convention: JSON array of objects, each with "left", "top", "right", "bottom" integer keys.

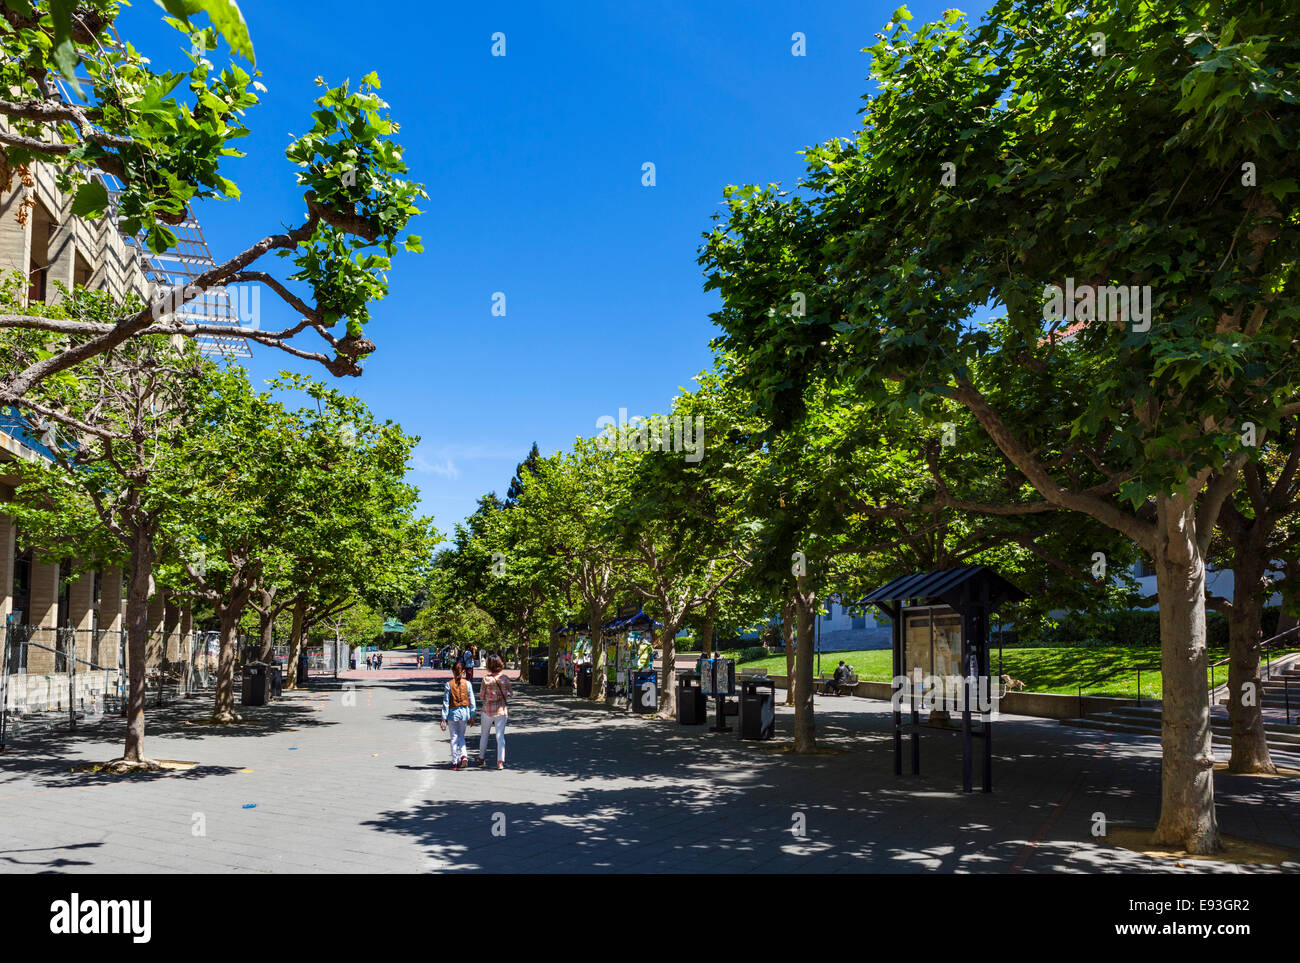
[{"left": 711, "top": 645, "right": 1299, "bottom": 700}]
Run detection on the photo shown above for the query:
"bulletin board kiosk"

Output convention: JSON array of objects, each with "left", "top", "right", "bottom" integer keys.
[
  {"left": 696, "top": 657, "right": 735, "bottom": 732},
  {"left": 858, "top": 566, "right": 1025, "bottom": 793}
]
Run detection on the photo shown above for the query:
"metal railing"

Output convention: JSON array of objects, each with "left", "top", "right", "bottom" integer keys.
[
  {"left": 1207, "top": 624, "right": 1300, "bottom": 693},
  {"left": 1077, "top": 664, "right": 1159, "bottom": 719},
  {"left": 1, "top": 624, "right": 222, "bottom": 750},
  {"left": 1075, "top": 624, "right": 1300, "bottom": 722}
]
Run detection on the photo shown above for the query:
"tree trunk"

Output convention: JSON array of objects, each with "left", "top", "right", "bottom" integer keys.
[
  {"left": 1150, "top": 492, "right": 1221, "bottom": 854},
  {"left": 588, "top": 602, "right": 606, "bottom": 702},
  {"left": 257, "top": 609, "right": 275, "bottom": 664},
  {"left": 547, "top": 629, "right": 560, "bottom": 688},
  {"left": 161, "top": 594, "right": 180, "bottom": 667},
  {"left": 793, "top": 583, "right": 817, "bottom": 753},
  {"left": 121, "top": 532, "right": 152, "bottom": 762},
  {"left": 1225, "top": 551, "right": 1275, "bottom": 774},
  {"left": 783, "top": 599, "right": 796, "bottom": 707},
  {"left": 657, "top": 620, "right": 682, "bottom": 719},
  {"left": 211, "top": 602, "right": 243, "bottom": 723},
  {"left": 701, "top": 601, "right": 716, "bottom": 658},
  {"left": 285, "top": 596, "right": 307, "bottom": 689}
]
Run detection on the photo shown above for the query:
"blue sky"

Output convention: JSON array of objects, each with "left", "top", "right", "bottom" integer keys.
[{"left": 120, "top": 0, "right": 989, "bottom": 538}]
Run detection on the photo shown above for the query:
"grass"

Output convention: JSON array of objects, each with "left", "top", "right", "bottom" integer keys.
[{"left": 709, "top": 645, "right": 1300, "bottom": 700}]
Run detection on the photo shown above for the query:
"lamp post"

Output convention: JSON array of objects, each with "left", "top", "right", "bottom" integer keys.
[{"left": 816, "top": 601, "right": 822, "bottom": 677}]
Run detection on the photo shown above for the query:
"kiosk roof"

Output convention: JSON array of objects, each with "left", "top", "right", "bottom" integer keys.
[{"left": 858, "top": 565, "right": 1026, "bottom": 610}]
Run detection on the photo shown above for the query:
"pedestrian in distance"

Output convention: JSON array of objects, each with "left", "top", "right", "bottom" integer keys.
[
  {"left": 477, "top": 655, "right": 512, "bottom": 769},
  {"left": 441, "top": 661, "right": 476, "bottom": 770}
]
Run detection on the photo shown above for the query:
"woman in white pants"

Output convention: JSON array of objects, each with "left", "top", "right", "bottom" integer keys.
[
  {"left": 440, "top": 662, "right": 476, "bottom": 770},
  {"left": 477, "top": 655, "right": 511, "bottom": 769}
]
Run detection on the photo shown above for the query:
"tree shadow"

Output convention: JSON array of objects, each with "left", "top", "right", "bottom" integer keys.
[
  {"left": 0, "top": 684, "right": 342, "bottom": 789},
  {"left": 0, "top": 841, "right": 103, "bottom": 871},
  {"left": 360, "top": 686, "right": 1300, "bottom": 873}
]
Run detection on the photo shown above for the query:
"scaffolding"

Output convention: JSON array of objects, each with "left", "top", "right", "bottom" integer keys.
[
  {"left": 53, "top": 65, "right": 253, "bottom": 360},
  {"left": 103, "top": 179, "right": 253, "bottom": 359}
]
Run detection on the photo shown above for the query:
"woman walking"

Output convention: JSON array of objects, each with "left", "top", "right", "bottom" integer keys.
[
  {"left": 440, "top": 662, "right": 476, "bottom": 770},
  {"left": 477, "top": 655, "right": 511, "bottom": 769}
]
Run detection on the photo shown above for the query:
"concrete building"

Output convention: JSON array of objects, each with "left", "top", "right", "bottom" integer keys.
[{"left": 816, "top": 600, "right": 893, "bottom": 651}]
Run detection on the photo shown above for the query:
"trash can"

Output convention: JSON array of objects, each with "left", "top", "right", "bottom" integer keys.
[
  {"left": 269, "top": 665, "right": 283, "bottom": 699},
  {"left": 577, "top": 664, "right": 593, "bottom": 698},
  {"left": 676, "top": 672, "right": 705, "bottom": 725},
  {"left": 241, "top": 662, "right": 269, "bottom": 706},
  {"left": 632, "top": 670, "right": 658, "bottom": 714},
  {"left": 741, "top": 677, "right": 776, "bottom": 740},
  {"left": 528, "top": 657, "right": 548, "bottom": 686}
]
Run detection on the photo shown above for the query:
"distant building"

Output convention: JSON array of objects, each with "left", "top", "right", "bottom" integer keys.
[{"left": 816, "top": 600, "right": 892, "bottom": 652}]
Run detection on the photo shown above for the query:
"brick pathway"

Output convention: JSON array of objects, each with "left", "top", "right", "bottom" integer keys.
[{"left": 0, "top": 674, "right": 1296, "bottom": 873}]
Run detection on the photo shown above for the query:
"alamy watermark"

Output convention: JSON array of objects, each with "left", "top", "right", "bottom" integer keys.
[
  {"left": 50, "top": 893, "right": 151, "bottom": 943},
  {"left": 890, "top": 668, "right": 1002, "bottom": 717},
  {"left": 595, "top": 408, "right": 704, "bottom": 462},
  {"left": 1043, "top": 278, "right": 1151, "bottom": 332},
  {"left": 150, "top": 282, "right": 261, "bottom": 331}
]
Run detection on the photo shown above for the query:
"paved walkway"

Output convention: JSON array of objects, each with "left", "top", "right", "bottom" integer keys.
[{"left": 0, "top": 674, "right": 1296, "bottom": 873}]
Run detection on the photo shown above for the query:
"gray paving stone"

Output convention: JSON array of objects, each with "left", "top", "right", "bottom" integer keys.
[{"left": 1, "top": 676, "right": 1297, "bottom": 873}]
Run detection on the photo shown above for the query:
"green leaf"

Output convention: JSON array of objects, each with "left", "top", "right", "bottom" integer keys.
[
  {"left": 48, "top": 0, "right": 82, "bottom": 93},
  {"left": 154, "top": 0, "right": 256, "bottom": 63},
  {"left": 70, "top": 181, "right": 109, "bottom": 219}
]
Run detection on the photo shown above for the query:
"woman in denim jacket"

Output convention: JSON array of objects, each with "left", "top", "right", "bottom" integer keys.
[{"left": 440, "top": 662, "right": 477, "bottom": 770}]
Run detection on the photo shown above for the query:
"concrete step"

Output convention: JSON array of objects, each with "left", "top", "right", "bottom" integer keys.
[
  {"left": 1060, "top": 716, "right": 1300, "bottom": 757},
  {"left": 1111, "top": 705, "right": 1300, "bottom": 736},
  {"left": 1220, "top": 698, "right": 1299, "bottom": 711}
]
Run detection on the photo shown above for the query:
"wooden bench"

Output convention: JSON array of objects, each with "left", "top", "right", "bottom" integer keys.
[{"left": 816, "top": 672, "right": 860, "bottom": 696}]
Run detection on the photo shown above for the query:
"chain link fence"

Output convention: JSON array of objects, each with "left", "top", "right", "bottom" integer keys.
[
  {"left": 0, "top": 626, "right": 343, "bottom": 749},
  {"left": 0, "top": 624, "right": 223, "bottom": 750}
]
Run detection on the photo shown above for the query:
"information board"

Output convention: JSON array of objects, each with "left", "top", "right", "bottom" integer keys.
[{"left": 696, "top": 657, "right": 736, "bottom": 697}]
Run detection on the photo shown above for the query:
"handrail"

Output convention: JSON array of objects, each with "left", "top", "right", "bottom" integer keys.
[
  {"left": 1207, "top": 623, "right": 1300, "bottom": 688},
  {"left": 1077, "top": 663, "right": 1159, "bottom": 719}
]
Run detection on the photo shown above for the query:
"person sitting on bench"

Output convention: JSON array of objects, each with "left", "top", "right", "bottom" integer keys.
[{"left": 822, "top": 661, "right": 849, "bottom": 695}]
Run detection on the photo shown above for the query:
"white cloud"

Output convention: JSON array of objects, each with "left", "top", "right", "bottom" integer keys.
[{"left": 411, "top": 453, "right": 460, "bottom": 480}]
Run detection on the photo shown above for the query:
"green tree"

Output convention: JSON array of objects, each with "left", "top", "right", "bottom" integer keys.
[
  {"left": 605, "top": 386, "right": 753, "bottom": 718},
  {"left": 1209, "top": 417, "right": 1300, "bottom": 773},
  {"left": 515, "top": 442, "right": 625, "bottom": 702},
  {"left": 0, "top": 1, "right": 424, "bottom": 405},
  {"left": 7, "top": 307, "right": 206, "bottom": 766},
  {"left": 700, "top": 0, "right": 1300, "bottom": 851}
]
